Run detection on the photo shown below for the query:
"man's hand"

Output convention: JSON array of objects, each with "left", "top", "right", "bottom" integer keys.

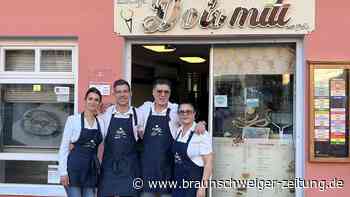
[
  {"left": 60, "top": 175, "right": 69, "bottom": 187},
  {"left": 194, "top": 121, "right": 207, "bottom": 135},
  {"left": 137, "top": 125, "right": 145, "bottom": 139},
  {"left": 69, "top": 143, "right": 75, "bottom": 151}
]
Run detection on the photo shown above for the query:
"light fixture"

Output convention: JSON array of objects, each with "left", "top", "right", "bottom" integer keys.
[
  {"left": 282, "top": 74, "right": 290, "bottom": 85},
  {"left": 180, "top": 56, "right": 206, "bottom": 63},
  {"left": 143, "top": 45, "right": 176, "bottom": 52}
]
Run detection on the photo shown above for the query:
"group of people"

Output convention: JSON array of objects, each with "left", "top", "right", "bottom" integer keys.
[{"left": 58, "top": 79, "right": 213, "bottom": 197}]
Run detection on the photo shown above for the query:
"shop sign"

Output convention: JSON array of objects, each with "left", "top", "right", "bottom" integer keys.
[{"left": 115, "top": 0, "right": 315, "bottom": 36}]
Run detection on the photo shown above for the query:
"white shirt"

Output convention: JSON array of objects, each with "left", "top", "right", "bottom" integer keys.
[
  {"left": 175, "top": 122, "right": 213, "bottom": 167},
  {"left": 101, "top": 105, "right": 139, "bottom": 141},
  {"left": 58, "top": 113, "right": 106, "bottom": 176},
  {"left": 137, "top": 101, "right": 179, "bottom": 139}
]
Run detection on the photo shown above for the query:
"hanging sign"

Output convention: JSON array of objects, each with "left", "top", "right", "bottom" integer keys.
[{"left": 114, "top": 0, "right": 315, "bottom": 36}]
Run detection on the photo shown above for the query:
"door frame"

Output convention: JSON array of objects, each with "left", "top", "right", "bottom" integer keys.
[{"left": 124, "top": 37, "right": 306, "bottom": 197}]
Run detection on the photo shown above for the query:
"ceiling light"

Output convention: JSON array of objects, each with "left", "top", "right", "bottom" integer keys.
[
  {"left": 180, "top": 56, "right": 206, "bottom": 63},
  {"left": 143, "top": 45, "right": 176, "bottom": 52}
]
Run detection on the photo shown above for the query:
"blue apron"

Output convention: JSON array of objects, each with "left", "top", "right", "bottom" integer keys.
[
  {"left": 67, "top": 113, "right": 103, "bottom": 187},
  {"left": 98, "top": 108, "right": 140, "bottom": 197},
  {"left": 141, "top": 108, "right": 173, "bottom": 194},
  {"left": 172, "top": 131, "right": 204, "bottom": 197}
]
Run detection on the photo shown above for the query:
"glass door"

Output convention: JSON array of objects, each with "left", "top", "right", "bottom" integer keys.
[{"left": 212, "top": 44, "right": 296, "bottom": 197}]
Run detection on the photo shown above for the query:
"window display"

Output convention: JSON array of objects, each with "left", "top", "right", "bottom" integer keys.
[
  {"left": 212, "top": 44, "right": 295, "bottom": 197},
  {"left": 0, "top": 45, "right": 76, "bottom": 187},
  {"left": 213, "top": 45, "right": 295, "bottom": 139},
  {"left": 0, "top": 84, "right": 74, "bottom": 148},
  {"left": 309, "top": 62, "right": 350, "bottom": 162}
]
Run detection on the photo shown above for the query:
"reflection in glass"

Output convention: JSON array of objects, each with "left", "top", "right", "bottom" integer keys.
[
  {"left": 212, "top": 44, "right": 296, "bottom": 197},
  {"left": 213, "top": 45, "right": 295, "bottom": 139},
  {"left": 2, "top": 160, "right": 58, "bottom": 184},
  {"left": 0, "top": 84, "right": 74, "bottom": 148}
]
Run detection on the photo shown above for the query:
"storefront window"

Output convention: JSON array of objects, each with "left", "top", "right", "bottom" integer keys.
[
  {"left": 212, "top": 44, "right": 295, "bottom": 197},
  {"left": 0, "top": 84, "right": 74, "bottom": 148}
]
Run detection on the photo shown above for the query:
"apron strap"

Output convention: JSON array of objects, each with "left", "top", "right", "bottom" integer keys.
[
  {"left": 76, "top": 112, "right": 101, "bottom": 148},
  {"left": 175, "top": 130, "right": 182, "bottom": 141},
  {"left": 147, "top": 106, "right": 171, "bottom": 122},
  {"left": 73, "top": 112, "right": 85, "bottom": 145},
  {"left": 166, "top": 108, "right": 171, "bottom": 122},
  {"left": 96, "top": 116, "right": 101, "bottom": 132},
  {"left": 175, "top": 130, "right": 195, "bottom": 143},
  {"left": 186, "top": 131, "right": 195, "bottom": 144},
  {"left": 80, "top": 112, "right": 85, "bottom": 130},
  {"left": 132, "top": 107, "right": 138, "bottom": 126}
]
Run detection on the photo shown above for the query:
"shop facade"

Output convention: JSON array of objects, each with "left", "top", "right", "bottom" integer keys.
[{"left": 0, "top": 0, "right": 348, "bottom": 197}]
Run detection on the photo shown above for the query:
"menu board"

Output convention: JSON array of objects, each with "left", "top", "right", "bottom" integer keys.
[
  {"left": 213, "top": 138, "right": 294, "bottom": 197},
  {"left": 311, "top": 66, "right": 350, "bottom": 161}
]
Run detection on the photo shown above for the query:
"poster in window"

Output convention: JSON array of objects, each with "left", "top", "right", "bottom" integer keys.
[
  {"left": 315, "top": 81, "right": 329, "bottom": 97},
  {"left": 314, "top": 110, "right": 329, "bottom": 127},
  {"left": 330, "top": 79, "right": 346, "bottom": 97},
  {"left": 314, "top": 98, "right": 329, "bottom": 109},
  {"left": 315, "top": 128, "right": 329, "bottom": 141}
]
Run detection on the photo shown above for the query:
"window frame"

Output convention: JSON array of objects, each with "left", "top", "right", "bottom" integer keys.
[{"left": 0, "top": 43, "right": 78, "bottom": 176}]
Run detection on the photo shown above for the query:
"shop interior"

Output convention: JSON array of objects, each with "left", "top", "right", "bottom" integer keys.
[{"left": 131, "top": 44, "right": 210, "bottom": 122}]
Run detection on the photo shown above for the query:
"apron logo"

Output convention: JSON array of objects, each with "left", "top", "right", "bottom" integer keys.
[
  {"left": 82, "top": 139, "right": 97, "bottom": 149},
  {"left": 151, "top": 124, "right": 164, "bottom": 136},
  {"left": 174, "top": 152, "right": 183, "bottom": 164},
  {"left": 114, "top": 127, "right": 127, "bottom": 139}
]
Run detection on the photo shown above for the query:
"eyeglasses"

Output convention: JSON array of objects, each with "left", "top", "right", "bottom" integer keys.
[
  {"left": 178, "top": 110, "right": 194, "bottom": 115},
  {"left": 156, "top": 89, "right": 170, "bottom": 95}
]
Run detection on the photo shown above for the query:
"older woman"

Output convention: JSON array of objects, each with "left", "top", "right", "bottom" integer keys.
[
  {"left": 59, "top": 87, "right": 105, "bottom": 197},
  {"left": 172, "top": 102, "right": 213, "bottom": 197}
]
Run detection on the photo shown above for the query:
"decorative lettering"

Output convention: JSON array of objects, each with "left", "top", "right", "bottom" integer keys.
[
  {"left": 229, "top": 4, "right": 291, "bottom": 28},
  {"left": 199, "top": 0, "right": 227, "bottom": 29},
  {"left": 181, "top": 8, "right": 199, "bottom": 29},
  {"left": 142, "top": 0, "right": 292, "bottom": 33},
  {"left": 143, "top": 0, "right": 182, "bottom": 33}
]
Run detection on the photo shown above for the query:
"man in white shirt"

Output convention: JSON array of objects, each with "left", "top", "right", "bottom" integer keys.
[
  {"left": 137, "top": 79, "right": 206, "bottom": 197},
  {"left": 98, "top": 79, "right": 140, "bottom": 197}
]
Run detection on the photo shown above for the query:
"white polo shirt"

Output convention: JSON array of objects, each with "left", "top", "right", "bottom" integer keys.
[
  {"left": 137, "top": 101, "right": 179, "bottom": 139},
  {"left": 58, "top": 113, "right": 106, "bottom": 176},
  {"left": 175, "top": 122, "right": 213, "bottom": 167}
]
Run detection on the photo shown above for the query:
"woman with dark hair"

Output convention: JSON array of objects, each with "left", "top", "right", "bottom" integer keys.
[
  {"left": 59, "top": 87, "right": 105, "bottom": 197},
  {"left": 172, "top": 102, "right": 213, "bottom": 197}
]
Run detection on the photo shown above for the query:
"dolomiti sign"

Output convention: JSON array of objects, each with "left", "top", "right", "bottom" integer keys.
[{"left": 114, "top": 0, "right": 315, "bottom": 36}]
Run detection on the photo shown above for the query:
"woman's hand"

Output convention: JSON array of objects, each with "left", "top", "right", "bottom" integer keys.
[
  {"left": 194, "top": 121, "right": 207, "bottom": 134},
  {"left": 196, "top": 188, "right": 206, "bottom": 197},
  {"left": 60, "top": 175, "right": 69, "bottom": 187},
  {"left": 137, "top": 125, "right": 145, "bottom": 139}
]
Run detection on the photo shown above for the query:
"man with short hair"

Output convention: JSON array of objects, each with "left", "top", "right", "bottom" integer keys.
[
  {"left": 98, "top": 79, "right": 140, "bottom": 197},
  {"left": 138, "top": 79, "right": 205, "bottom": 197}
]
